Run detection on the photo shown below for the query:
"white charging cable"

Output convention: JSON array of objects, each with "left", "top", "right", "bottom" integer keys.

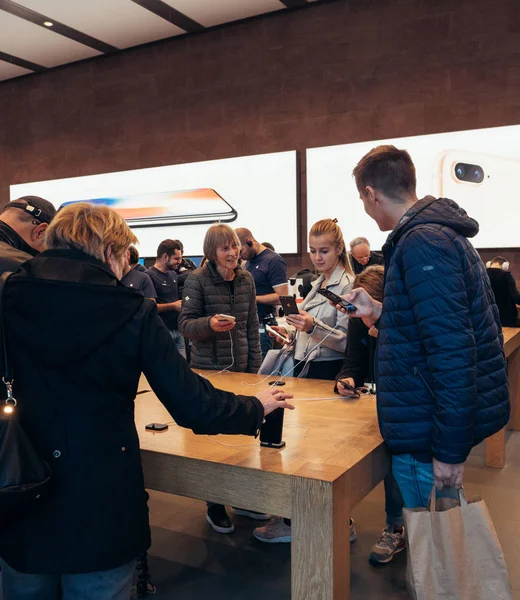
[
  {"left": 240, "top": 321, "right": 342, "bottom": 388},
  {"left": 215, "top": 330, "right": 235, "bottom": 375}
]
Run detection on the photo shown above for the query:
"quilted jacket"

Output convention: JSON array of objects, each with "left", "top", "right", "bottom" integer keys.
[
  {"left": 179, "top": 261, "right": 262, "bottom": 373},
  {"left": 377, "top": 196, "right": 510, "bottom": 464}
]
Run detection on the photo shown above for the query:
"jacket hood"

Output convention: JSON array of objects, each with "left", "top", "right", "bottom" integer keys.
[
  {"left": 385, "top": 196, "right": 479, "bottom": 247},
  {"left": 3, "top": 249, "right": 144, "bottom": 368},
  {"left": 486, "top": 267, "right": 511, "bottom": 284}
]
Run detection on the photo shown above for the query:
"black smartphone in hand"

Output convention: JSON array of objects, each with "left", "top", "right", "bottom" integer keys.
[
  {"left": 335, "top": 379, "right": 360, "bottom": 398},
  {"left": 317, "top": 288, "right": 357, "bottom": 312},
  {"left": 279, "top": 295, "right": 299, "bottom": 316}
]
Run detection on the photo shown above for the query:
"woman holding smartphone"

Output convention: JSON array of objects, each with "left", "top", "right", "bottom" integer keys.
[
  {"left": 269, "top": 218, "right": 354, "bottom": 379},
  {"left": 179, "top": 224, "right": 266, "bottom": 535},
  {"left": 255, "top": 219, "right": 355, "bottom": 544},
  {"left": 336, "top": 266, "right": 406, "bottom": 566}
]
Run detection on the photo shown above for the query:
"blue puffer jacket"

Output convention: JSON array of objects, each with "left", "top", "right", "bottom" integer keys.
[{"left": 377, "top": 196, "right": 510, "bottom": 464}]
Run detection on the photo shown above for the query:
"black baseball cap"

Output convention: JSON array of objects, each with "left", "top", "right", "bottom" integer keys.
[{"left": 3, "top": 196, "right": 56, "bottom": 225}]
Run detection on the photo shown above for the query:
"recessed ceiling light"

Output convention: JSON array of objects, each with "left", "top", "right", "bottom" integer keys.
[{"left": 43, "top": 21, "right": 53, "bottom": 27}]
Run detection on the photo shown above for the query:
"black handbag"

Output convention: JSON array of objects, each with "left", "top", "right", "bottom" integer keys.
[{"left": 0, "top": 272, "right": 51, "bottom": 529}]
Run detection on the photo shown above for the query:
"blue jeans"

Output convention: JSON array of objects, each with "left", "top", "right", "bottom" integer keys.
[
  {"left": 0, "top": 559, "right": 135, "bottom": 600},
  {"left": 392, "top": 454, "right": 434, "bottom": 508},
  {"left": 392, "top": 454, "right": 459, "bottom": 509},
  {"left": 384, "top": 471, "right": 405, "bottom": 527},
  {"left": 170, "top": 328, "right": 186, "bottom": 359},
  {"left": 259, "top": 330, "right": 273, "bottom": 359}
]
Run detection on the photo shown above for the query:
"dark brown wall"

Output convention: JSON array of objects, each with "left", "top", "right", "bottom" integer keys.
[{"left": 1, "top": 0, "right": 520, "bottom": 279}]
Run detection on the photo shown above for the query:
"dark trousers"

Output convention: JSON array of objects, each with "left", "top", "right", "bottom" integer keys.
[{"left": 294, "top": 359, "right": 344, "bottom": 381}]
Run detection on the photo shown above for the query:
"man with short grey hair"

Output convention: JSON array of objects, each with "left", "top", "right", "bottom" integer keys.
[
  {"left": 0, "top": 196, "right": 56, "bottom": 274},
  {"left": 349, "top": 236, "right": 384, "bottom": 275}
]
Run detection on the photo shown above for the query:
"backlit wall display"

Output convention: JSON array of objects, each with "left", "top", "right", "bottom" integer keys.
[
  {"left": 307, "top": 125, "right": 520, "bottom": 249},
  {"left": 11, "top": 151, "right": 298, "bottom": 256}
]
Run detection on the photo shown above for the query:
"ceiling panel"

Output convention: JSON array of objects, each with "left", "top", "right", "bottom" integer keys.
[
  {"left": 0, "top": 58, "right": 31, "bottom": 81},
  {"left": 162, "top": 0, "right": 284, "bottom": 27},
  {"left": 13, "top": 0, "right": 184, "bottom": 49},
  {"left": 0, "top": 11, "right": 101, "bottom": 68}
]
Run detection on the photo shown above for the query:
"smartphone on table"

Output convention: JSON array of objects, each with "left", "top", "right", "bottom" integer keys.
[
  {"left": 260, "top": 405, "right": 286, "bottom": 448},
  {"left": 317, "top": 288, "right": 357, "bottom": 312}
]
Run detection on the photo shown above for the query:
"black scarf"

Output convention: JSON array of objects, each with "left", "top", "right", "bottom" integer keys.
[{"left": 0, "top": 221, "right": 38, "bottom": 257}]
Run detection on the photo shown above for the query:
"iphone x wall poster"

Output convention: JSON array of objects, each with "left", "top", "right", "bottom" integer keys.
[
  {"left": 11, "top": 151, "right": 298, "bottom": 256},
  {"left": 307, "top": 124, "right": 520, "bottom": 249}
]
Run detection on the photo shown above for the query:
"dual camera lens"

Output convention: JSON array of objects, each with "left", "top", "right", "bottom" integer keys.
[{"left": 454, "top": 162, "right": 484, "bottom": 184}]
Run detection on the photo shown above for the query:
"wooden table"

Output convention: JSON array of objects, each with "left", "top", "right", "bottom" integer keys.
[
  {"left": 485, "top": 327, "right": 520, "bottom": 468},
  {"left": 136, "top": 372, "right": 389, "bottom": 600}
]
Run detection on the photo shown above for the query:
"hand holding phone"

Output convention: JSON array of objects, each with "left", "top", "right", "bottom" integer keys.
[
  {"left": 210, "top": 314, "right": 236, "bottom": 332},
  {"left": 336, "top": 378, "right": 360, "bottom": 398},
  {"left": 331, "top": 288, "right": 382, "bottom": 327},
  {"left": 266, "top": 324, "right": 291, "bottom": 345},
  {"left": 318, "top": 288, "right": 357, "bottom": 312},
  {"left": 285, "top": 310, "right": 314, "bottom": 333},
  {"left": 217, "top": 314, "right": 236, "bottom": 322}
]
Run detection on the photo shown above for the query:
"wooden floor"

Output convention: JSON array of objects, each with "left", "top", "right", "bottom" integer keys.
[{"left": 138, "top": 432, "right": 520, "bottom": 600}]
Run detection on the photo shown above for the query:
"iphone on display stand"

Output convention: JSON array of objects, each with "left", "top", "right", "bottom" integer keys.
[
  {"left": 435, "top": 150, "right": 520, "bottom": 248},
  {"left": 59, "top": 188, "right": 237, "bottom": 228}
]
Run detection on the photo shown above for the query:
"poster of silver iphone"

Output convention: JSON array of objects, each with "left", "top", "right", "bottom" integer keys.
[{"left": 307, "top": 124, "right": 520, "bottom": 249}]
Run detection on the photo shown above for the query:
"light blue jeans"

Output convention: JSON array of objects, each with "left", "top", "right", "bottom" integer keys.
[
  {"left": 392, "top": 454, "right": 458, "bottom": 508},
  {"left": 170, "top": 328, "right": 186, "bottom": 359},
  {"left": 0, "top": 559, "right": 135, "bottom": 600}
]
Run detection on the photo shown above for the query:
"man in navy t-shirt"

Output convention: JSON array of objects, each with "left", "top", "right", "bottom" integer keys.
[
  {"left": 146, "top": 240, "right": 185, "bottom": 358},
  {"left": 128, "top": 245, "right": 147, "bottom": 272},
  {"left": 235, "top": 228, "right": 288, "bottom": 357},
  {"left": 121, "top": 249, "right": 156, "bottom": 298}
]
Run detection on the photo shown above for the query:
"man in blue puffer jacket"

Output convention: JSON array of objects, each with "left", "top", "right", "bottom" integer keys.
[{"left": 342, "top": 145, "right": 509, "bottom": 508}]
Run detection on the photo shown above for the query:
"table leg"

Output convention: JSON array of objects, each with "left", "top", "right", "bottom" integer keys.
[
  {"left": 508, "top": 347, "right": 520, "bottom": 431},
  {"left": 291, "top": 475, "right": 350, "bottom": 600},
  {"left": 486, "top": 427, "right": 506, "bottom": 468}
]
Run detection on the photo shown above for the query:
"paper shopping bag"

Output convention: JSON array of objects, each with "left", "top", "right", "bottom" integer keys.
[{"left": 404, "top": 487, "right": 512, "bottom": 600}]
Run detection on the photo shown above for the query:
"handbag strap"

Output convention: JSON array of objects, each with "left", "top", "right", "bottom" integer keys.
[{"left": 0, "top": 271, "right": 14, "bottom": 384}]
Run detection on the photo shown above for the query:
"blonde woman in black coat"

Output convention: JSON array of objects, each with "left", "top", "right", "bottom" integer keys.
[{"left": 0, "top": 203, "right": 292, "bottom": 600}]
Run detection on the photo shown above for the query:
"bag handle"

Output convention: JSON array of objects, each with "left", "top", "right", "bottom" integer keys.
[
  {"left": 0, "top": 272, "right": 15, "bottom": 406},
  {"left": 427, "top": 486, "right": 467, "bottom": 512}
]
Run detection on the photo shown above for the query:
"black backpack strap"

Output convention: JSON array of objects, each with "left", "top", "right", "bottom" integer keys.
[{"left": 0, "top": 272, "right": 14, "bottom": 384}]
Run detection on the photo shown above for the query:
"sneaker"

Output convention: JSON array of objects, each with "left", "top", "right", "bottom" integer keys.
[
  {"left": 349, "top": 518, "right": 357, "bottom": 543},
  {"left": 232, "top": 507, "right": 271, "bottom": 520},
  {"left": 369, "top": 525, "right": 406, "bottom": 564},
  {"left": 254, "top": 517, "right": 292, "bottom": 543},
  {"left": 134, "top": 553, "right": 157, "bottom": 599},
  {"left": 206, "top": 504, "right": 234, "bottom": 534}
]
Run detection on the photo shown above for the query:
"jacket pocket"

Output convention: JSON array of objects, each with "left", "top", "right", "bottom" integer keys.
[{"left": 413, "top": 366, "right": 435, "bottom": 399}]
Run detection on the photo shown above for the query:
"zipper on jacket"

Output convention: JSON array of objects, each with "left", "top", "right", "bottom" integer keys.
[
  {"left": 413, "top": 366, "right": 435, "bottom": 399},
  {"left": 229, "top": 281, "right": 237, "bottom": 372}
]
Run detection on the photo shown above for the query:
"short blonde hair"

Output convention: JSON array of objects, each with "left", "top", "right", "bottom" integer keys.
[
  {"left": 45, "top": 202, "right": 138, "bottom": 262},
  {"left": 203, "top": 224, "right": 241, "bottom": 263}
]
